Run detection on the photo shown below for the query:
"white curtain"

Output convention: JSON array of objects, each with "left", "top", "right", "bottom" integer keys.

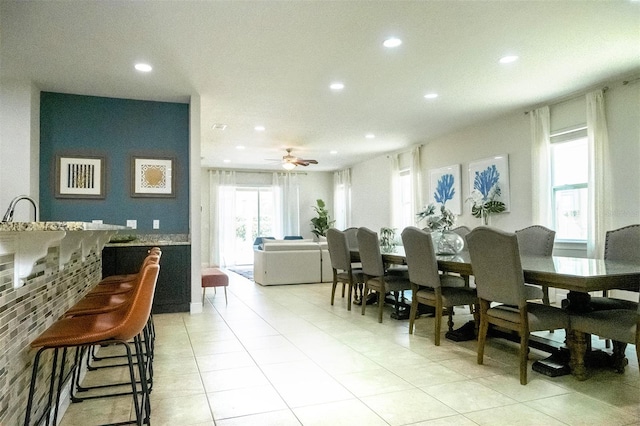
[
  {"left": 333, "top": 168, "right": 351, "bottom": 230},
  {"left": 272, "top": 172, "right": 300, "bottom": 237},
  {"left": 530, "top": 106, "right": 552, "bottom": 227},
  {"left": 411, "top": 146, "right": 423, "bottom": 225},
  {"left": 390, "top": 154, "right": 402, "bottom": 229},
  {"left": 208, "top": 170, "right": 236, "bottom": 267},
  {"left": 586, "top": 89, "right": 612, "bottom": 258}
]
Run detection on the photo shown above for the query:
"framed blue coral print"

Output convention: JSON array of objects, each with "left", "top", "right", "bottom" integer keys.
[
  {"left": 468, "top": 154, "right": 510, "bottom": 213},
  {"left": 429, "top": 164, "right": 462, "bottom": 215}
]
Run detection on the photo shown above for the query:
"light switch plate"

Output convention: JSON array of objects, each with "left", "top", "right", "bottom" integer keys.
[
  {"left": 126, "top": 220, "right": 137, "bottom": 229},
  {"left": 153, "top": 220, "right": 160, "bottom": 229}
]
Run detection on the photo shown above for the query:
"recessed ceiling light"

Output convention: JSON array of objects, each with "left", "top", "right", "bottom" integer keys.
[
  {"left": 330, "top": 82, "right": 345, "bottom": 91},
  {"left": 254, "top": 125, "right": 265, "bottom": 131},
  {"left": 223, "top": 159, "right": 231, "bottom": 163},
  {"left": 134, "top": 63, "right": 152, "bottom": 72},
  {"left": 236, "top": 145, "right": 245, "bottom": 150},
  {"left": 365, "top": 133, "right": 375, "bottom": 139},
  {"left": 424, "top": 93, "right": 438, "bottom": 99},
  {"left": 383, "top": 37, "right": 402, "bottom": 48},
  {"left": 330, "top": 150, "right": 338, "bottom": 155},
  {"left": 499, "top": 55, "right": 519, "bottom": 64}
]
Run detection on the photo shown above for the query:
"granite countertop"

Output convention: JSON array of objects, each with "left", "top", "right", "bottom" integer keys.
[
  {"left": 0, "top": 221, "right": 129, "bottom": 232},
  {"left": 106, "top": 241, "right": 191, "bottom": 247}
]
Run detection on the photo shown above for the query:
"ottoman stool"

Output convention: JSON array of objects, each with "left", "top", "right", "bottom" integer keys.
[{"left": 202, "top": 268, "right": 229, "bottom": 305}]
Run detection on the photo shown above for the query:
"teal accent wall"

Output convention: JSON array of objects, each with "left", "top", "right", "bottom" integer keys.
[{"left": 40, "top": 92, "right": 190, "bottom": 233}]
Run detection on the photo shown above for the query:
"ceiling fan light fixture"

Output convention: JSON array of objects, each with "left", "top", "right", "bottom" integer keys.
[{"left": 282, "top": 162, "right": 296, "bottom": 170}]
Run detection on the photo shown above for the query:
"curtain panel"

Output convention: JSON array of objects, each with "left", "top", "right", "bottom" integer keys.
[
  {"left": 530, "top": 106, "right": 552, "bottom": 227},
  {"left": 272, "top": 172, "right": 300, "bottom": 237},
  {"left": 208, "top": 170, "right": 236, "bottom": 267},
  {"left": 333, "top": 168, "right": 351, "bottom": 230},
  {"left": 586, "top": 89, "right": 612, "bottom": 258}
]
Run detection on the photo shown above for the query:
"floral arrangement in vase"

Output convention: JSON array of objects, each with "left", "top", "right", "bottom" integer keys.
[
  {"left": 467, "top": 164, "right": 506, "bottom": 225},
  {"left": 379, "top": 227, "right": 397, "bottom": 252},
  {"left": 416, "top": 173, "right": 463, "bottom": 254}
]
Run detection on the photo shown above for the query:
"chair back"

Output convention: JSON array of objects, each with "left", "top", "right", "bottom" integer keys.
[
  {"left": 344, "top": 227, "right": 359, "bottom": 251},
  {"left": 401, "top": 226, "right": 441, "bottom": 288},
  {"left": 357, "top": 227, "right": 385, "bottom": 277},
  {"left": 605, "top": 224, "right": 640, "bottom": 263},
  {"left": 326, "top": 228, "right": 351, "bottom": 271},
  {"left": 112, "top": 263, "right": 160, "bottom": 341},
  {"left": 467, "top": 226, "right": 526, "bottom": 307},
  {"left": 515, "top": 225, "right": 555, "bottom": 256},
  {"left": 451, "top": 225, "right": 472, "bottom": 239}
]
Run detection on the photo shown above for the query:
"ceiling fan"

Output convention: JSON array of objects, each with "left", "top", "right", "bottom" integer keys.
[{"left": 280, "top": 148, "right": 318, "bottom": 170}]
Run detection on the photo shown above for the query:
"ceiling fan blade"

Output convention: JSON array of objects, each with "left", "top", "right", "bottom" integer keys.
[{"left": 294, "top": 159, "right": 317, "bottom": 166}]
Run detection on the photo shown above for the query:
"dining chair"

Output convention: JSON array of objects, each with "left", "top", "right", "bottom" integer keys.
[
  {"left": 326, "top": 228, "right": 364, "bottom": 311},
  {"left": 343, "top": 227, "right": 365, "bottom": 302},
  {"left": 568, "top": 291, "right": 639, "bottom": 378},
  {"left": 467, "top": 226, "right": 570, "bottom": 385},
  {"left": 515, "top": 225, "right": 556, "bottom": 305},
  {"left": 451, "top": 225, "right": 472, "bottom": 243},
  {"left": 589, "top": 224, "right": 640, "bottom": 311},
  {"left": 401, "top": 226, "right": 478, "bottom": 345},
  {"left": 357, "top": 227, "right": 412, "bottom": 323}
]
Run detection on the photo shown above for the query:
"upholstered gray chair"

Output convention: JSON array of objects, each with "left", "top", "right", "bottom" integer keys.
[
  {"left": 357, "top": 227, "right": 412, "bottom": 323},
  {"left": 569, "top": 292, "right": 639, "bottom": 378},
  {"left": 343, "top": 227, "right": 359, "bottom": 251},
  {"left": 401, "top": 226, "right": 478, "bottom": 345},
  {"left": 467, "top": 226, "right": 570, "bottom": 385},
  {"left": 515, "top": 225, "right": 556, "bottom": 305},
  {"left": 343, "top": 227, "right": 364, "bottom": 302},
  {"left": 451, "top": 225, "right": 472, "bottom": 245},
  {"left": 326, "top": 228, "right": 363, "bottom": 311},
  {"left": 589, "top": 224, "right": 640, "bottom": 311}
]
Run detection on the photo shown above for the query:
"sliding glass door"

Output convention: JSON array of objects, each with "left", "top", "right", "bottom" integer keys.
[{"left": 233, "top": 187, "right": 274, "bottom": 265}]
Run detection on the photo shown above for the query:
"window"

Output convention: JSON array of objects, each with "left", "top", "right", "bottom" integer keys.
[
  {"left": 234, "top": 187, "right": 274, "bottom": 265},
  {"left": 550, "top": 127, "right": 588, "bottom": 241}
]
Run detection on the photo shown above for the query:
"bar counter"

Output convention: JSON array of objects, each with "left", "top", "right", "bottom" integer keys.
[{"left": 0, "top": 221, "right": 126, "bottom": 426}]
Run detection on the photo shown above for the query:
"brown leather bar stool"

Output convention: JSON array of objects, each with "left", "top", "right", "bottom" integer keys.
[
  {"left": 88, "top": 251, "right": 161, "bottom": 296},
  {"left": 64, "top": 254, "right": 161, "bottom": 396},
  {"left": 97, "top": 247, "right": 162, "bottom": 286},
  {"left": 23, "top": 263, "right": 160, "bottom": 426}
]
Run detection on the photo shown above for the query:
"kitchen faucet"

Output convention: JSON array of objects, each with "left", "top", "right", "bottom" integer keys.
[{"left": 2, "top": 195, "right": 39, "bottom": 222}]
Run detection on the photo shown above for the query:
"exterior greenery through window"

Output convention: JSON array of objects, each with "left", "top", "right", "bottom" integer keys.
[{"left": 551, "top": 127, "right": 588, "bottom": 241}]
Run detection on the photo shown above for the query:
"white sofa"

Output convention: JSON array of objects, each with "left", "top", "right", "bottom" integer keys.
[{"left": 253, "top": 239, "right": 333, "bottom": 285}]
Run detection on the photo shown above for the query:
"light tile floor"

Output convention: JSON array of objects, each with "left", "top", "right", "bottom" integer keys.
[{"left": 60, "top": 272, "right": 640, "bottom": 425}]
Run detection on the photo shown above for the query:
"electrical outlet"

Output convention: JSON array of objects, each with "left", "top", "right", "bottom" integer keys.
[
  {"left": 153, "top": 220, "right": 160, "bottom": 229},
  {"left": 126, "top": 220, "right": 137, "bottom": 229}
]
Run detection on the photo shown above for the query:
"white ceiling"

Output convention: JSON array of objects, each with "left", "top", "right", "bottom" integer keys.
[{"left": 2, "top": 1, "right": 639, "bottom": 172}]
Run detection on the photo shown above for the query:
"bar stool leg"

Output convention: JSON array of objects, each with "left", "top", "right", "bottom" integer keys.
[{"left": 24, "top": 347, "right": 57, "bottom": 426}]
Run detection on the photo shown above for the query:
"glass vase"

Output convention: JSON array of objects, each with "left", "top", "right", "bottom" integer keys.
[{"left": 432, "top": 229, "right": 465, "bottom": 255}]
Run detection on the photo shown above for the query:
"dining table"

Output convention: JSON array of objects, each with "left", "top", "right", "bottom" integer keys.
[{"left": 359, "top": 245, "right": 640, "bottom": 380}]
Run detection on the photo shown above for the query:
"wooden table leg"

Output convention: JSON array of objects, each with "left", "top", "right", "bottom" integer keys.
[{"left": 568, "top": 329, "right": 588, "bottom": 381}]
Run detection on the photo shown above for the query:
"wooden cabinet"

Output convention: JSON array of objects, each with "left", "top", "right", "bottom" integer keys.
[{"left": 102, "top": 244, "right": 191, "bottom": 313}]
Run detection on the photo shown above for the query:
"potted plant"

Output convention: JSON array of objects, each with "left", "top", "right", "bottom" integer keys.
[{"left": 310, "top": 199, "right": 335, "bottom": 239}]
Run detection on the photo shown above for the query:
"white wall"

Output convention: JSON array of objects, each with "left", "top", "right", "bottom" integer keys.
[
  {"left": 350, "top": 155, "right": 393, "bottom": 232},
  {"left": 604, "top": 81, "right": 640, "bottom": 229},
  {"left": 189, "top": 94, "right": 203, "bottom": 314},
  {"left": 349, "top": 79, "right": 640, "bottom": 244},
  {"left": 0, "top": 80, "right": 39, "bottom": 219}
]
